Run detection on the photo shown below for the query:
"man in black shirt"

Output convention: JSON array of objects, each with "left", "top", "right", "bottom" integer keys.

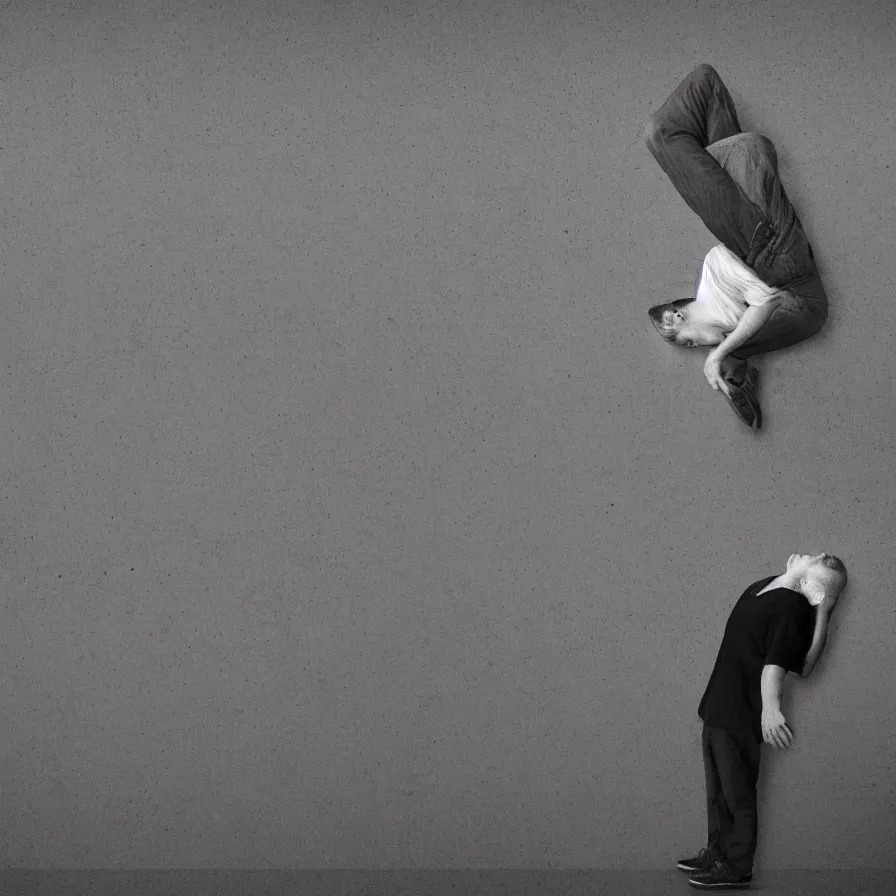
[{"left": 679, "top": 552, "right": 848, "bottom": 890}]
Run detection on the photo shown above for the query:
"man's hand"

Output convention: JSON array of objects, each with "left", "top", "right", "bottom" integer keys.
[
  {"left": 703, "top": 351, "right": 732, "bottom": 397},
  {"left": 761, "top": 708, "right": 793, "bottom": 749}
]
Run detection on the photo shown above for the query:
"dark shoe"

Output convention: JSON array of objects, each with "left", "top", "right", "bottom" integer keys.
[
  {"left": 741, "top": 365, "right": 761, "bottom": 428},
  {"left": 688, "top": 859, "right": 753, "bottom": 890},
  {"left": 724, "top": 365, "right": 762, "bottom": 430},
  {"left": 677, "top": 846, "right": 724, "bottom": 872}
]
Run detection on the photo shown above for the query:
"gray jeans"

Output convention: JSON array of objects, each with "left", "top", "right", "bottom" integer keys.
[{"left": 645, "top": 64, "right": 827, "bottom": 359}]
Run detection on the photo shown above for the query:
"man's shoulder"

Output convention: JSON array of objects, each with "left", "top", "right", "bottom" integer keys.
[
  {"left": 762, "top": 587, "right": 812, "bottom": 623},
  {"left": 728, "top": 577, "right": 775, "bottom": 618},
  {"left": 734, "top": 577, "right": 803, "bottom": 615}
]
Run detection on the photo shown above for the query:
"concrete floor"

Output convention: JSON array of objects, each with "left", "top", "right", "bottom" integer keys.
[
  {"left": 2, "top": 870, "right": 896, "bottom": 896},
  {"left": 1, "top": 0, "right": 895, "bottom": 876}
]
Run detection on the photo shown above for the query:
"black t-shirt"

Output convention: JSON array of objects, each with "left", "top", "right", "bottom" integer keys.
[{"left": 698, "top": 576, "right": 814, "bottom": 742}]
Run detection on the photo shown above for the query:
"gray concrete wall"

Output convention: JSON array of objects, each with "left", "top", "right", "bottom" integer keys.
[{"left": 1, "top": 0, "right": 894, "bottom": 871}]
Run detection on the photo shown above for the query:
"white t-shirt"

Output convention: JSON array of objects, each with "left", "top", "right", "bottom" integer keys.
[{"left": 694, "top": 244, "right": 780, "bottom": 331}]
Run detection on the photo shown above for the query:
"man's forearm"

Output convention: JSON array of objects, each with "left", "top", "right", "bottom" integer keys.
[
  {"left": 801, "top": 611, "right": 830, "bottom": 678},
  {"left": 761, "top": 664, "right": 787, "bottom": 711},
  {"left": 712, "top": 299, "right": 781, "bottom": 359}
]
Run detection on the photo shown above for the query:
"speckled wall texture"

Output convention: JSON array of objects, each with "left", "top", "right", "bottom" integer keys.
[{"left": 1, "top": 0, "right": 894, "bottom": 872}]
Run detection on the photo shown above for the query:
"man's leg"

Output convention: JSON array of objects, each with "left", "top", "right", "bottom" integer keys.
[
  {"left": 706, "top": 133, "right": 786, "bottom": 231},
  {"left": 728, "top": 288, "right": 828, "bottom": 362},
  {"left": 707, "top": 131, "right": 818, "bottom": 291},
  {"left": 644, "top": 64, "right": 770, "bottom": 263},
  {"left": 703, "top": 725, "right": 733, "bottom": 860},
  {"left": 676, "top": 726, "right": 727, "bottom": 873},
  {"left": 709, "top": 728, "right": 761, "bottom": 877}
]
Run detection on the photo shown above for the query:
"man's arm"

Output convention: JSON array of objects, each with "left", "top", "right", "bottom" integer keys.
[
  {"left": 714, "top": 298, "right": 783, "bottom": 359},
  {"left": 760, "top": 664, "right": 793, "bottom": 749},
  {"left": 703, "top": 298, "right": 783, "bottom": 393},
  {"left": 800, "top": 608, "right": 832, "bottom": 678}
]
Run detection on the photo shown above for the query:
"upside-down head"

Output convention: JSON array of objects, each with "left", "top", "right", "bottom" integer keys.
[{"left": 648, "top": 298, "right": 713, "bottom": 347}]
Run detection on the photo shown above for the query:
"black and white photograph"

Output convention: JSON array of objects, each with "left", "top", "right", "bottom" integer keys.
[{"left": 1, "top": 1, "right": 894, "bottom": 894}]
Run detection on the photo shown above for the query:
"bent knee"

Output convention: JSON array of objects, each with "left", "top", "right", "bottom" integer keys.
[
  {"left": 741, "top": 132, "right": 778, "bottom": 165},
  {"left": 693, "top": 62, "right": 720, "bottom": 82}
]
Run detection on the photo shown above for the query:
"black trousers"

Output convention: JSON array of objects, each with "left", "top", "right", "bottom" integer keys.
[{"left": 702, "top": 724, "right": 761, "bottom": 875}]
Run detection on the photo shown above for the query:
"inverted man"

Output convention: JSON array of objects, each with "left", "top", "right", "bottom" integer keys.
[
  {"left": 679, "top": 552, "right": 848, "bottom": 890},
  {"left": 644, "top": 64, "right": 828, "bottom": 429}
]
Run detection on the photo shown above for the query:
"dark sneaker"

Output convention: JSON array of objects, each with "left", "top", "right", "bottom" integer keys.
[
  {"left": 740, "top": 365, "right": 761, "bottom": 428},
  {"left": 688, "top": 859, "right": 753, "bottom": 890},
  {"left": 677, "top": 846, "right": 724, "bottom": 873},
  {"left": 724, "top": 365, "right": 762, "bottom": 430}
]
